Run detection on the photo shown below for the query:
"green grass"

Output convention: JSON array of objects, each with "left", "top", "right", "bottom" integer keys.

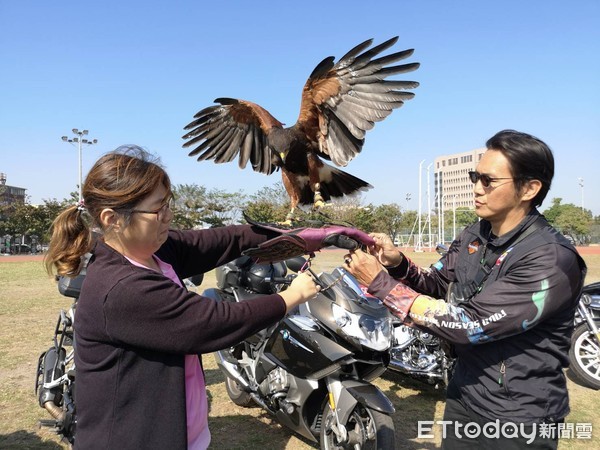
[{"left": 1, "top": 252, "right": 599, "bottom": 449}]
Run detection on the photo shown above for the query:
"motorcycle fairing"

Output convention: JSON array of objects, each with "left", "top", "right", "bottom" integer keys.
[
  {"left": 264, "top": 315, "right": 352, "bottom": 379},
  {"left": 336, "top": 379, "right": 396, "bottom": 424}
]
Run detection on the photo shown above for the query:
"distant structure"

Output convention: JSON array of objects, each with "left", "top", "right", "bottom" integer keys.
[
  {"left": 0, "top": 173, "right": 27, "bottom": 208},
  {"left": 434, "top": 148, "right": 485, "bottom": 212}
]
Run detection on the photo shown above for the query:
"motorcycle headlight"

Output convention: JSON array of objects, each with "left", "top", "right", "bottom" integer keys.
[{"left": 331, "top": 303, "right": 393, "bottom": 351}]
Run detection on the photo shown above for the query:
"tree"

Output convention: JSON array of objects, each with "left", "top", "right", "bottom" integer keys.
[
  {"left": 171, "top": 184, "right": 208, "bottom": 229},
  {"left": 171, "top": 184, "right": 246, "bottom": 229},
  {"left": 554, "top": 205, "right": 592, "bottom": 237},
  {"left": 202, "top": 188, "right": 246, "bottom": 227},
  {"left": 543, "top": 197, "right": 593, "bottom": 239},
  {"left": 317, "top": 195, "right": 373, "bottom": 230},
  {"left": 454, "top": 207, "right": 478, "bottom": 235},
  {"left": 543, "top": 198, "right": 565, "bottom": 224},
  {"left": 243, "top": 183, "right": 290, "bottom": 223},
  {"left": 371, "top": 203, "right": 403, "bottom": 240}
]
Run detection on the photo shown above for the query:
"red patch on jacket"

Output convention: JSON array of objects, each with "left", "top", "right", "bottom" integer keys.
[{"left": 468, "top": 240, "right": 480, "bottom": 254}]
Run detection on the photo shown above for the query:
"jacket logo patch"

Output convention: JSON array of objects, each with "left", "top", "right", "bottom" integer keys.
[
  {"left": 496, "top": 247, "right": 514, "bottom": 265},
  {"left": 468, "top": 240, "right": 480, "bottom": 254}
]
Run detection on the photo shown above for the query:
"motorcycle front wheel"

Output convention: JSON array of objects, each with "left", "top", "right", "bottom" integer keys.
[
  {"left": 569, "top": 319, "right": 600, "bottom": 390},
  {"left": 320, "top": 402, "right": 395, "bottom": 450}
]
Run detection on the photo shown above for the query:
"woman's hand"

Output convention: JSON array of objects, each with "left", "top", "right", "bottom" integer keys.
[
  {"left": 279, "top": 272, "right": 320, "bottom": 312},
  {"left": 343, "top": 249, "right": 385, "bottom": 286},
  {"left": 368, "top": 232, "right": 403, "bottom": 268}
]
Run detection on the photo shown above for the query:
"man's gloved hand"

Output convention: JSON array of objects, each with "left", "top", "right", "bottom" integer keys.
[{"left": 243, "top": 214, "right": 375, "bottom": 262}]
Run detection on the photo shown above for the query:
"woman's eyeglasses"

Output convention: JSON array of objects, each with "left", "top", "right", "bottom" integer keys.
[
  {"left": 468, "top": 171, "right": 513, "bottom": 189},
  {"left": 129, "top": 198, "right": 173, "bottom": 222}
]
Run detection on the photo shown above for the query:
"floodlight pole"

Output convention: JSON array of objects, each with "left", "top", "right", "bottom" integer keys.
[
  {"left": 416, "top": 160, "right": 425, "bottom": 251},
  {"left": 578, "top": 177, "right": 584, "bottom": 211},
  {"left": 453, "top": 195, "right": 457, "bottom": 241},
  {"left": 426, "top": 163, "right": 433, "bottom": 250},
  {"left": 61, "top": 129, "right": 98, "bottom": 202}
]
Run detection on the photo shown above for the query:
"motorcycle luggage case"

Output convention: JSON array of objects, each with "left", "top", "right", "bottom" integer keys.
[
  {"left": 57, "top": 253, "right": 90, "bottom": 299},
  {"left": 57, "top": 274, "right": 85, "bottom": 299}
]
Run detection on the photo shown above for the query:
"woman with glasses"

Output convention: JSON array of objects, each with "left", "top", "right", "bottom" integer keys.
[
  {"left": 343, "top": 130, "right": 587, "bottom": 449},
  {"left": 44, "top": 145, "right": 370, "bottom": 450}
]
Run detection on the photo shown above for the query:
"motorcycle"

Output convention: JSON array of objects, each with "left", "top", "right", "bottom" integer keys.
[
  {"left": 34, "top": 260, "right": 203, "bottom": 445},
  {"left": 568, "top": 281, "right": 600, "bottom": 390},
  {"left": 207, "top": 254, "right": 397, "bottom": 449},
  {"left": 385, "top": 244, "right": 455, "bottom": 389},
  {"left": 387, "top": 321, "right": 455, "bottom": 389},
  {"left": 34, "top": 267, "right": 83, "bottom": 444}
]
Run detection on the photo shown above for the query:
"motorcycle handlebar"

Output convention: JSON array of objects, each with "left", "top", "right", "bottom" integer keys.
[{"left": 264, "top": 276, "right": 294, "bottom": 285}]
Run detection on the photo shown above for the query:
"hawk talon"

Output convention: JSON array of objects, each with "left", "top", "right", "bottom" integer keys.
[
  {"left": 313, "top": 192, "right": 324, "bottom": 210},
  {"left": 313, "top": 200, "right": 325, "bottom": 210}
]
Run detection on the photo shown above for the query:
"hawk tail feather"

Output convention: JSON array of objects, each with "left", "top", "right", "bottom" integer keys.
[{"left": 299, "top": 164, "right": 372, "bottom": 205}]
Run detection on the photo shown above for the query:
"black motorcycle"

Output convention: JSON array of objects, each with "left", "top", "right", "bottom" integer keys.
[
  {"left": 34, "top": 261, "right": 203, "bottom": 445},
  {"left": 568, "top": 281, "right": 600, "bottom": 389},
  {"left": 35, "top": 268, "right": 83, "bottom": 444},
  {"left": 206, "top": 254, "right": 397, "bottom": 449}
]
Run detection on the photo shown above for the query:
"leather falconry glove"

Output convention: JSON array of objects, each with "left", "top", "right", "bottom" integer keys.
[{"left": 243, "top": 213, "right": 375, "bottom": 262}]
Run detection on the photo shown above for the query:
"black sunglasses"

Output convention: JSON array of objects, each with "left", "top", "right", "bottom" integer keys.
[{"left": 468, "top": 171, "right": 513, "bottom": 188}]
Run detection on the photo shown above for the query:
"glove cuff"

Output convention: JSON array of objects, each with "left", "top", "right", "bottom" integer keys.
[{"left": 367, "top": 271, "right": 419, "bottom": 321}]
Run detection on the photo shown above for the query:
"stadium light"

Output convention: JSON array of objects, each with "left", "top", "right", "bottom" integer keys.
[{"left": 61, "top": 129, "right": 99, "bottom": 202}]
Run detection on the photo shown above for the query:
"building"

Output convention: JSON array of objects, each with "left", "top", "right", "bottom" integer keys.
[
  {"left": 434, "top": 148, "right": 485, "bottom": 212},
  {"left": 0, "top": 173, "right": 27, "bottom": 208},
  {"left": 1, "top": 173, "right": 29, "bottom": 254}
]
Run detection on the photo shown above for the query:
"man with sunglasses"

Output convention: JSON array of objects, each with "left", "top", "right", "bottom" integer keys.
[{"left": 345, "top": 129, "right": 587, "bottom": 449}]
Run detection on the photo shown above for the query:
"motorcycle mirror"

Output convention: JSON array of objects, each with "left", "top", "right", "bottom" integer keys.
[
  {"left": 435, "top": 243, "right": 449, "bottom": 256},
  {"left": 285, "top": 256, "right": 307, "bottom": 273}
]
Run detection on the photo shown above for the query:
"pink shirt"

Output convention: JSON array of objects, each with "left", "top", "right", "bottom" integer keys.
[{"left": 125, "top": 255, "right": 210, "bottom": 450}]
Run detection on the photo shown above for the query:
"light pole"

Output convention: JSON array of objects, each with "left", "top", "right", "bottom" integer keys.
[
  {"left": 452, "top": 195, "right": 457, "bottom": 241},
  {"left": 61, "top": 129, "right": 98, "bottom": 202},
  {"left": 426, "top": 163, "right": 433, "bottom": 250},
  {"left": 578, "top": 177, "right": 584, "bottom": 211},
  {"left": 440, "top": 194, "right": 447, "bottom": 244},
  {"left": 416, "top": 160, "right": 425, "bottom": 251}
]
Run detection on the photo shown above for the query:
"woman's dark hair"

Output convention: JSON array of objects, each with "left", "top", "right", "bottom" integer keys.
[
  {"left": 45, "top": 145, "right": 171, "bottom": 276},
  {"left": 486, "top": 129, "right": 554, "bottom": 207}
]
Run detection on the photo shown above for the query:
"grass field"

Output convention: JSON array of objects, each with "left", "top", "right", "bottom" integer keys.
[{"left": 1, "top": 250, "right": 599, "bottom": 449}]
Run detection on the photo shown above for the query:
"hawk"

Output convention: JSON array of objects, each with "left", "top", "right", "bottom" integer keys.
[{"left": 182, "top": 36, "right": 419, "bottom": 222}]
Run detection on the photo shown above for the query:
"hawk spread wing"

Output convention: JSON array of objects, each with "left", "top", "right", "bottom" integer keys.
[
  {"left": 182, "top": 98, "right": 283, "bottom": 175},
  {"left": 297, "top": 36, "right": 419, "bottom": 167}
]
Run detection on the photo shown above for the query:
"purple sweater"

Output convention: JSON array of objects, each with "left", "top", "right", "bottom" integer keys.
[{"left": 74, "top": 225, "right": 286, "bottom": 449}]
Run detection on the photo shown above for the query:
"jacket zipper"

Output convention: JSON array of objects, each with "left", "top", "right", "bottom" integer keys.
[{"left": 498, "top": 360, "right": 509, "bottom": 395}]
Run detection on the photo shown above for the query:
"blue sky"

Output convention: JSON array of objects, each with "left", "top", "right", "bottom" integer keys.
[{"left": 1, "top": 1, "right": 599, "bottom": 215}]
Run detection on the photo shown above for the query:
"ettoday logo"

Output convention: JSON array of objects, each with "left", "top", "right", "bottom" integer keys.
[{"left": 417, "top": 420, "right": 593, "bottom": 443}]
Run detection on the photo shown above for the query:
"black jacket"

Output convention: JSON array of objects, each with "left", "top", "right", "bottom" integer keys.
[
  {"left": 386, "top": 210, "right": 587, "bottom": 422},
  {"left": 74, "top": 225, "right": 286, "bottom": 449}
]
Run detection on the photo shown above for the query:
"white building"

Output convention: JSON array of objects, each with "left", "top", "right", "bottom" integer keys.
[{"left": 434, "top": 148, "right": 486, "bottom": 212}]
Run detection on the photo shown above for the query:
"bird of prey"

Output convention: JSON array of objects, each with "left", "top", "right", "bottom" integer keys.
[{"left": 182, "top": 36, "right": 419, "bottom": 222}]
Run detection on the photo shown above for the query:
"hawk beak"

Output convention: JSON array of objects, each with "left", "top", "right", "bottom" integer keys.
[{"left": 279, "top": 152, "right": 286, "bottom": 163}]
